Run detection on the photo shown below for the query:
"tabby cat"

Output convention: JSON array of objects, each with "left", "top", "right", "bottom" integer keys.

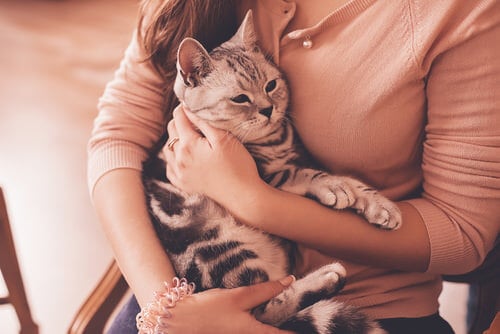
[{"left": 142, "top": 10, "right": 400, "bottom": 334}]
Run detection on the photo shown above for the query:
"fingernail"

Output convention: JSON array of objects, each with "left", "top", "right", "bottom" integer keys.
[{"left": 278, "top": 275, "right": 295, "bottom": 287}]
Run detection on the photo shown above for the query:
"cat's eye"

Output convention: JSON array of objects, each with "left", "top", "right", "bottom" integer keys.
[
  {"left": 231, "top": 94, "right": 251, "bottom": 104},
  {"left": 265, "top": 80, "right": 277, "bottom": 93}
]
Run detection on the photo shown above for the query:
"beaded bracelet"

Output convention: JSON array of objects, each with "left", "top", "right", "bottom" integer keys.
[{"left": 136, "top": 277, "right": 196, "bottom": 334}]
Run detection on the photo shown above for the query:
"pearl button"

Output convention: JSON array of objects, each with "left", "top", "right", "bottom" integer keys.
[{"left": 302, "top": 37, "right": 313, "bottom": 49}]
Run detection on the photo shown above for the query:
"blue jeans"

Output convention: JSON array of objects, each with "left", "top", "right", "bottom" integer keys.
[
  {"left": 378, "top": 313, "right": 454, "bottom": 334},
  {"left": 107, "top": 295, "right": 140, "bottom": 334},
  {"left": 108, "top": 295, "right": 455, "bottom": 334}
]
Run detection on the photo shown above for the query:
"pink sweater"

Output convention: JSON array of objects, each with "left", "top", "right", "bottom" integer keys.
[{"left": 88, "top": 0, "right": 500, "bottom": 319}]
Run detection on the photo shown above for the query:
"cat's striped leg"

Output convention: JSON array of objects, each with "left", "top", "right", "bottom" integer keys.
[
  {"left": 278, "top": 299, "right": 387, "bottom": 334},
  {"left": 275, "top": 168, "right": 356, "bottom": 209},
  {"left": 280, "top": 168, "right": 402, "bottom": 230}
]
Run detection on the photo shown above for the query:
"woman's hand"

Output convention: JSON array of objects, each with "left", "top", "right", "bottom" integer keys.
[
  {"left": 161, "top": 276, "right": 296, "bottom": 334},
  {"left": 164, "top": 106, "right": 265, "bottom": 205}
]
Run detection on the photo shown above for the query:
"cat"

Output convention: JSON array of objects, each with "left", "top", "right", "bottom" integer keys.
[{"left": 142, "top": 10, "right": 400, "bottom": 334}]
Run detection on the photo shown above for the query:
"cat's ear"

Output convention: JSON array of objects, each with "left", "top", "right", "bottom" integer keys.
[
  {"left": 232, "top": 10, "right": 258, "bottom": 48},
  {"left": 177, "top": 38, "right": 213, "bottom": 87}
]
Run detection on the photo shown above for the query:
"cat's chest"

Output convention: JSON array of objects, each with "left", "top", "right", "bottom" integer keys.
[
  {"left": 247, "top": 130, "right": 301, "bottom": 178},
  {"left": 260, "top": 153, "right": 292, "bottom": 173},
  {"left": 250, "top": 146, "right": 299, "bottom": 181}
]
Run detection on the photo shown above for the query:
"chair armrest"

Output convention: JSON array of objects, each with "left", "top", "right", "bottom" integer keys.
[{"left": 67, "top": 260, "right": 129, "bottom": 334}]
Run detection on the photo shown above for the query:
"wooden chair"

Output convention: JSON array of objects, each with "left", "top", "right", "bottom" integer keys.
[
  {"left": 67, "top": 260, "right": 128, "bottom": 334},
  {"left": 0, "top": 187, "right": 39, "bottom": 334},
  {"left": 68, "top": 243, "right": 500, "bottom": 334}
]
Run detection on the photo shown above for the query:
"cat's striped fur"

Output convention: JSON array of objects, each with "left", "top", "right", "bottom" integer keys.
[{"left": 142, "top": 11, "right": 399, "bottom": 334}]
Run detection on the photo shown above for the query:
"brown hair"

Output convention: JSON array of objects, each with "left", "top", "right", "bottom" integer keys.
[{"left": 138, "top": 0, "right": 239, "bottom": 120}]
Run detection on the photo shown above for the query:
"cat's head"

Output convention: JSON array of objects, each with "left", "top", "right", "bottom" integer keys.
[{"left": 173, "top": 10, "right": 289, "bottom": 143}]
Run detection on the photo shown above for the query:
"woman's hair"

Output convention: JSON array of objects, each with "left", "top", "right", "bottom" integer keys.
[{"left": 138, "top": 0, "right": 239, "bottom": 120}]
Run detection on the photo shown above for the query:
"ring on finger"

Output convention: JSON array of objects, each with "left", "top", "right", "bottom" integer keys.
[{"left": 166, "top": 137, "right": 180, "bottom": 150}]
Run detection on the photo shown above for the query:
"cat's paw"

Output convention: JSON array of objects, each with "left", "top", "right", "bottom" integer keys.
[
  {"left": 298, "top": 262, "right": 347, "bottom": 297},
  {"left": 356, "top": 195, "right": 402, "bottom": 230},
  {"left": 311, "top": 177, "right": 357, "bottom": 209},
  {"left": 255, "top": 263, "right": 346, "bottom": 326}
]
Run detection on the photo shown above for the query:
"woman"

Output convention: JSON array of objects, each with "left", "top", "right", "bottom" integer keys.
[{"left": 88, "top": 0, "right": 500, "bottom": 333}]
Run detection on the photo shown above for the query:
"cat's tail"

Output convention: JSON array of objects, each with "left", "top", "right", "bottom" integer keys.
[{"left": 278, "top": 299, "right": 387, "bottom": 334}]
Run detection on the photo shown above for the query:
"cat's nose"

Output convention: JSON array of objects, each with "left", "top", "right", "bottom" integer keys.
[{"left": 259, "top": 106, "right": 273, "bottom": 119}]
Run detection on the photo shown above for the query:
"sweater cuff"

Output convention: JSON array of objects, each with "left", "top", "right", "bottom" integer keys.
[
  {"left": 404, "top": 198, "right": 472, "bottom": 274},
  {"left": 87, "top": 139, "right": 148, "bottom": 197}
]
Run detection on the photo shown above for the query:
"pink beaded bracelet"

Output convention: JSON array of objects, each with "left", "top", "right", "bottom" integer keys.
[{"left": 136, "top": 277, "right": 196, "bottom": 334}]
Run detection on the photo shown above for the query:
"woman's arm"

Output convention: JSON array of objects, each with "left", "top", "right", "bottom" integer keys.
[
  {"left": 88, "top": 29, "right": 173, "bottom": 305},
  {"left": 165, "top": 109, "right": 430, "bottom": 272},
  {"left": 224, "top": 180, "right": 431, "bottom": 272},
  {"left": 92, "top": 169, "right": 176, "bottom": 306}
]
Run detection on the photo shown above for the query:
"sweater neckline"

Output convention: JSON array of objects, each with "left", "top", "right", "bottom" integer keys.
[{"left": 278, "top": 0, "right": 378, "bottom": 47}]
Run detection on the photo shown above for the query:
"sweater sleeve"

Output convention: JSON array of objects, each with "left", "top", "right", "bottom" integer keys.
[
  {"left": 406, "top": 0, "right": 500, "bottom": 274},
  {"left": 87, "top": 29, "right": 166, "bottom": 195}
]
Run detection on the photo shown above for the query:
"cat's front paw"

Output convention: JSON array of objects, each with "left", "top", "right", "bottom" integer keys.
[
  {"left": 310, "top": 177, "right": 357, "bottom": 209},
  {"left": 355, "top": 195, "right": 402, "bottom": 230}
]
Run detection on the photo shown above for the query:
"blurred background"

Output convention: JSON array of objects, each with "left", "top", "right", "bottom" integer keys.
[
  {"left": 0, "top": 0, "right": 136, "bottom": 332},
  {"left": 0, "top": 0, "right": 469, "bottom": 333}
]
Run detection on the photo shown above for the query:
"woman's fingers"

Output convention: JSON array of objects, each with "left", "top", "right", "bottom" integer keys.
[
  {"left": 234, "top": 276, "right": 295, "bottom": 310},
  {"left": 170, "top": 106, "right": 234, "bottom": 151},
  {"left": 184, "top": 109, "right": 228, "bottom": 147},
  {"left": 164, "top": 119, "right": 177, "bottom": 159},
  {"left": 167, "top": 116, "right": 178, "bottom": 139},
  {"left": 172, "top": 106, "right": 202, "bottom": 142}
]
